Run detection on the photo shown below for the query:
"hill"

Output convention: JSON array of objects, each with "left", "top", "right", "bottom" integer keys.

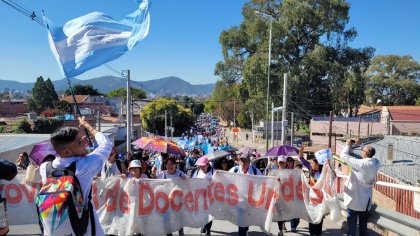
[{"left": 0, "top": 76, "right": 215, "bottom": 96}]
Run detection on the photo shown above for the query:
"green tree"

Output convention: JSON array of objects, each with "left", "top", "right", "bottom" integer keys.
[
  {"left": 107, "top": 87, "right": 147, "bottom": 99},
  {"left": 32, "top": 118, "right": 63, "bottom": 134},
  {"left": 215, "top": 0, "right": 374, "bottom": 124},
  {"left": 28, "top": 76, "right": 58, "bottom": 113},
  {"left": 65, "top": 84, "right": 102, "bottom": 96},
  {"left": 366, "top": 55, "right": 420, "bottom": 105},
  {"left": 141, "top": 98, "right": 194, "bottom": 135},
  {"left": 205, "top": 81, "right": 242, "bottom": 127}
]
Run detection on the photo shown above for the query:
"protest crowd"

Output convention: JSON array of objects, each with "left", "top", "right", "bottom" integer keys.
[{"left": 0, "top": 113, "right": 381, "bottom": 236}]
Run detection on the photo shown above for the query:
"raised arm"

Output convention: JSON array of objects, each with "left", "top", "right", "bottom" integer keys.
[
  {"left": 298, "top": 146, "right": 311, "bottom": 170},
  {"left": 340, "top": 139, "right": 365, "bottom": 171}
]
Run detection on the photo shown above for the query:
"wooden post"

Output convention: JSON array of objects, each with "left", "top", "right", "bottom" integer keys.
[{"left": 328, "top": 111, "right": 333, "bottom": 148}]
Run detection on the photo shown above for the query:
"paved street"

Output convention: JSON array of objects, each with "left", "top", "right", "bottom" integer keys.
[{"left": 8, "top": 217, "right": 381, "bottom": 235}]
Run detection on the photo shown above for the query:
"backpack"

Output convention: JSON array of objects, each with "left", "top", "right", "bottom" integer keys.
[
  {"left": 36, "top": 162, "right": 95, "bottom": 236},
  {"left": 234, "top": 165, "right": 257, "bottom": 175}
]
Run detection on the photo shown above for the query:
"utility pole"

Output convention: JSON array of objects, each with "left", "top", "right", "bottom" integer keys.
[
  {"left": 165, "top": 109, "right": 168, "bottom": 139},
  {"left": 281, "top": 73, "right": 288, "bottom": 145},
  {"left": 271, "top": 103, "right": 274, "bottom": 148},
  {"left": 96, "top": 107, "right": 101, "bottom": 132},
  {"left": 125, "top": 70, "right": 132, "bottom": 153},
  {"left": 170, "top": 111, "right": 173, "bottom": 141},
  {"left": 291, "top": 112, "right": 294, "bottom": 146},
  {"left": 328, "top": 111, "right": 333, "bottom": 148},
  {"left": 233, "top": 99, "right": 236, "bottom": 127}
]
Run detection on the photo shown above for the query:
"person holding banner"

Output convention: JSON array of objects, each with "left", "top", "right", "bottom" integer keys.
[
  {"left": 156, "top": 157, "right": 186, "bottom": 236},
  {"left": 229, "top": 147, "right": 263, "bottom": 236},
  {"left": 298, "top": 146, "right": 324, "bottom": 236},
  {"left": 340, "top": 139, "right": 380, "bottom": 236},
  {"left": 192, "top": 157, "right": 214, "bottom": 235}
]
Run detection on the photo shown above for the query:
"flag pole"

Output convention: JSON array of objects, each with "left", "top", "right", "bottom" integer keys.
[{"left": 66, "top": 78, "right": 94, "bottom": 148}]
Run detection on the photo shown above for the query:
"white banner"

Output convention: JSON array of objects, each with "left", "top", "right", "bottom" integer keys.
[{"left": 0, "top": 168, "right": 341, "bottom": 234}]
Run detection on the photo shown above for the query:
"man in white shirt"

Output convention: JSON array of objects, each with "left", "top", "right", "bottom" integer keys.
[
  {"left": 47, "top": 116, "right": 113, "bottom": 236},
  {"left": 340, "top": 138, "right": 380, "bottom": 236},
  {"left": 229, "top": 147, "right": 263, "bottom": 236}
]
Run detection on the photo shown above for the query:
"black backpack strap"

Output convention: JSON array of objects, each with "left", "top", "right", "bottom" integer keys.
[
  {"left": 252, "top": 166, "right": 257, "bottom": 175},
  {"left": 234, "top": 166, "right": 239, "bottom": 173},
  {"left": 88, "top": 187, "right": 95, "bottom": 236}
]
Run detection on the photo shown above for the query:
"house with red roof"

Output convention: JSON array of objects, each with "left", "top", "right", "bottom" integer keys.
[
  {"left": 381, "top": 106, "right": 420, "bottom": 136},
  {"left": 310, "top": 105, "right": 420, "bottom": 146}
]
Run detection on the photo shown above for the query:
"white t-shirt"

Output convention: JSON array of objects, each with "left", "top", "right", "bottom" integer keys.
[
  {"left": 157, "top": 169, "right": 185, "bottom": 179},
  {"left": 195, "top": 168, "right": 213, "bottom": 180}
]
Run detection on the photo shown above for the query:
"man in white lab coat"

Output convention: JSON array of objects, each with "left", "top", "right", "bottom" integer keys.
[{"left": 340, "top": 138, "right": 380, "bottom": 236}]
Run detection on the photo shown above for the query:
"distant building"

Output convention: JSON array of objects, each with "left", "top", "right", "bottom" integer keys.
[
  {"left": 310, "top": 105, "right": 420, "bottom": 146},
  {"left": 59, "top": 95, "right": 112, "bottom": 116},
  {"left": 0, "top": 100, "right": 27, "bottom": 117}
]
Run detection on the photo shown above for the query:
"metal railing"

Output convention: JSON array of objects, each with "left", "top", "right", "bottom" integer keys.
[{"left": 333, "top": 155, "right": 420, "bottom": 235}]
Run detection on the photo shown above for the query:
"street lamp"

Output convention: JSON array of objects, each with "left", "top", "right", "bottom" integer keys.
[{"left": 255, "top": 11, "right": 273, "bottom": 151}]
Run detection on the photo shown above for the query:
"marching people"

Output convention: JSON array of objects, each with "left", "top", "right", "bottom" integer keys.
[
  {"left": 156, "top": 157, "right": 186, "bottom": 236},
  {"left": 42, "top": 116, "right": 113, "bottom": 235},
  {"left": 100, "top": 146, "right": 127, "bottom": 180},
  {"left": 274, "top": 156, "right": 288, "bottom": 236},
  {"left": 340, "top": 139, "right": 380, "bottom": 236},
  {"left": 192, "top": 156, "right": 214, "bottom": 235},
  {"left": 128, "top": 159, "right": 148, "bottom": 179},
  {"left": 298, "top": 146, "right": 324, "bottom": 236},
  {"left": 229, "top": 147, "right": 263, "bottom": 236}
]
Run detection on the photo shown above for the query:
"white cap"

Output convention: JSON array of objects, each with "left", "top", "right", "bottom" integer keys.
[
  {"left": 129, "top": 160, "right": 142, "bottom": 170},
  {"left": 277, "top": 155, "right": 287, "bottom": 162}
]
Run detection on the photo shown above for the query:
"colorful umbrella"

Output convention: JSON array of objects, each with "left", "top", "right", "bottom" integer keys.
[
  {"left": 132, "top": 137, "right": 185, "bottom": 156},
  {"left": 265, "top": 145, "right": 299, "bottom": 157},
  {"left": 29, "top": 142, "right": 57, "bottom": 166}
]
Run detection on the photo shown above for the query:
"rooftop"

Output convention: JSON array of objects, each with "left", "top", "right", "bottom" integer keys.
[
  {"left": 60, "top": 95, "right": 89, "bottom": 104},
  {"left": 0, "top": 134, "right": 50, "bottom": 153},
  {"left": 387, "top": 106, "right": 420, "bottom": 121}
]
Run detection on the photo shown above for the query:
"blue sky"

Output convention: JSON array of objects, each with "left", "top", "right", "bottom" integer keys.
[{"left": 0, "top": 0, "right": 419, "bottom": 85}]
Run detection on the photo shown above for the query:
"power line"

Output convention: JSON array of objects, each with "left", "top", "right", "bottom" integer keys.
[{"left": 1, "top": 0, "right": 44, "bottom": 26}]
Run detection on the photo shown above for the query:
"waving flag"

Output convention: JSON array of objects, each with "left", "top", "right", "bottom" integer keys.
[{"left": 43, "top": 0, "right": 150, "bottom": 78}]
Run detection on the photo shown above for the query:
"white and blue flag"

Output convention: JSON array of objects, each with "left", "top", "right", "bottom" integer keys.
[{"left": 43, "top": 0, "right": 150, "bottom": 78}]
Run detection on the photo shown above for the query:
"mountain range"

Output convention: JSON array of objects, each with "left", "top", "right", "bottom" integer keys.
[{"left": 0, "top": 76, "right": 215, "bottom": 96}]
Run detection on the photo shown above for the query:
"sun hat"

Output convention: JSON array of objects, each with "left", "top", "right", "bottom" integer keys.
[
  {"left": 129, "top": 160, "right": 142, "bottom": 170},
  {"left": 196, "top": 157, "right": 209, "bottom": 166}
]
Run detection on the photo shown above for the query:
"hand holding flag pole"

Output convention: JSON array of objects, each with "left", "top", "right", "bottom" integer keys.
[{"left": 66, "top": 79, "right": 94, "bottom": 148}]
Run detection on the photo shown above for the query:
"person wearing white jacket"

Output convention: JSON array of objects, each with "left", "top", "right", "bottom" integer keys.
[{"left": 340, "top": 138, "right": 380, "bottom": 236}]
